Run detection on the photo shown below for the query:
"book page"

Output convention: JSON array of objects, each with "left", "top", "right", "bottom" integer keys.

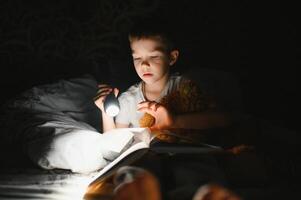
[
  {"left": 88, "top": 128, "right": 152, "bottom": 184},
  {"left": 131, "top": 127, "right": 154, "bottom": 144},
  {"left": 101, "top": 128, "right": 135, "bottom": 152},
  {"left": 89, "top": 140, "right": 149, "bottom": 184},
  {"left": 99, "top": 128, "right": 134, "bottom": 160}
]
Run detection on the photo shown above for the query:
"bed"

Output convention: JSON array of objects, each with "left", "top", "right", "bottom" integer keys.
[{"left": 0, "top": 69, "right": 298, "bottom": 200}]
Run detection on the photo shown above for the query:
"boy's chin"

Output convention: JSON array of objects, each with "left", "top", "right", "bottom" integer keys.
[{"left": 141, "top": 78, "right": 154, "bottom": 84}]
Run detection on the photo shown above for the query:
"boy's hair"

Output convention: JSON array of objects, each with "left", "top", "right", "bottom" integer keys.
[{"left": 128, "top": 17, "right": 177, "bottom": 52}]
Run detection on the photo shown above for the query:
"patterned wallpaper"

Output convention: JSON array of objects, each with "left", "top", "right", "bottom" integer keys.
[
  {"left": 0, "top": 0, "right": 162, "bottom": 99},
  {"left": 0, "top": 0, "right": 160, "bottom": 62}
]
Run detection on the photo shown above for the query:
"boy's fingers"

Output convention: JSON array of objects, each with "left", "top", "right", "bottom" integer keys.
[
  {"left": 93, "top": 95, "right": 105, "bottom": 101},
  {"left": 137, "top": 107, "right": 148, "bottom": 112},
  {"left": 138, "top": 101, "right": 158, "bottom": 110},
  {"left": 97, "top": 87, "right": 112, "bottom": 92},
  {"left": 137, "top": 101, "right": 148, "bottom": 107},
  {"left": 137, "top": 107, "right": 155, "bottom": 116},
  {"left": 96, "top": 86, "right": 119, "bottom": 97},
  {"left": 97, "top": 83, "right": 110, "bottom": 87},
  {"left": 97, "top": 84, "right": 110, "bottom": 88},
  {"left": 94, "top": 90, "right": 112, "bottom": 101},
  {"left": 137, "top": 102, "right": 146, "bottom": 110},
  {"left": 94, "top": 95, "right": 104, "bottom": 101},
  {"left": 153, "top": 102, "right": 161, "bottom": 111},
  {"left": 114, "top": 88, "right": 119, "bottom": 97},
  {"left": 95, "top": 89, "right": 111, "bottom": 97},
  {"left": 96, "top": 88, "right": 112, "bottom": 94},
  {"left": 149, "top": 102, "right": 159, "bottom": 111}
]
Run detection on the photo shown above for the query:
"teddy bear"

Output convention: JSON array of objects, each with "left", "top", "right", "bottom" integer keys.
[{"left": 139, "top": 78, "right": 216, "bottom": 143}]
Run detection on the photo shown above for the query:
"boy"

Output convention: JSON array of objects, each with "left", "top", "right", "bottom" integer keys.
[
  {"left": 94, "top": 18, "right": 230, "bottom": 134},
  {"left": 93, "top": 19, "right": 242, "bottom": 199}
]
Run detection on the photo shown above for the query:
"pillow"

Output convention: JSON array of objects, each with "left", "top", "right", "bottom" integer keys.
[
  {"left": 25, "top": 113, "right": 107, "bottom": 174},
  {"left": 0, "top": 74, "right": 105, "bottom": 173},
  {"left": 13, "top": 74, "right": 101, "bottom": 131}
]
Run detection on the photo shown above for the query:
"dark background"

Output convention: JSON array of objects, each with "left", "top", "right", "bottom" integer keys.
[{"left": 0, "top": 0, "right": 299, "bottom": 132}]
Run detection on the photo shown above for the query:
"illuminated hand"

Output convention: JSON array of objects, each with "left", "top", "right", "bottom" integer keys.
[
  {"left": 94, "top": 84, "right": 119, "bottom": 113},
  {"left": 137, "top": 101, "right": 174, "bottom": 131},
  {"left": 193, "top": 184, "right": 241, "bottom": 200},
  {"left": 113, "top": 166, "right": 161, "bottom": 200}
]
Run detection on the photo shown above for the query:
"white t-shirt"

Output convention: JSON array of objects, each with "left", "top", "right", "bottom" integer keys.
[{"left": 115, "top": 75, "right": 183, "bottom": 127}]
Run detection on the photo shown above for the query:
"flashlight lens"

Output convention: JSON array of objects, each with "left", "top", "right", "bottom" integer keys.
[
  {"left": 105, "top": 104, "right": 120, "bottom": 117},
  {"left": 104, "top": 92, "right": 120, "bottom": 117}
]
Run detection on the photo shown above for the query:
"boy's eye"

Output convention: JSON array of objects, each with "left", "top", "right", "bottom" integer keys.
[
  {"left": 133, "top": 57, "right": 141, "bottom": 61},
  {"left": 150, "top": 56, "right": 160, "bottom": 59}
]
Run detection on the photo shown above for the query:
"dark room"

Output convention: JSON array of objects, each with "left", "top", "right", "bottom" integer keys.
[{"left": 0, "top": 0, "right": 299, "bottom": 199}]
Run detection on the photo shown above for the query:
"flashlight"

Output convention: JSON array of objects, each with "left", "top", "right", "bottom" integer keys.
[{"left": 104, "top": 92, "right": 120, "bottom": 117}]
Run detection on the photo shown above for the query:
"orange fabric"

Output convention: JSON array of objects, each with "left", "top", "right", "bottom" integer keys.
[{"left": 113, "top": 171, "right": 161, "bottom": 200}]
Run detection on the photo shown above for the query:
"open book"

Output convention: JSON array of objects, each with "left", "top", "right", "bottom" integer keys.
[{"left": 88, "top": 128, "right": 223, "bottom": 185}]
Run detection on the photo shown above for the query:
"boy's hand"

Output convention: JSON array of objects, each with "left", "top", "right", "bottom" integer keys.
[
  {"left": 94, "top": 84, "right": 119, "bottom": 113},
  {"left": 137, "top": 101, "right": 174, "bottom": 131}
]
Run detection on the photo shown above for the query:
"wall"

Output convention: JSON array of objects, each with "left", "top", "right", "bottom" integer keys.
[{"left": 0, "top": 0, "right": 298, "bottom": 131}]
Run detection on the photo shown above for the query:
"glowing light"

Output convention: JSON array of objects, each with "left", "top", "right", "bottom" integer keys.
[
  {"left": 104, "top": 93, "right": 120, "bottom": 117},
  {"left": 105, "top": 104, "right": 120, "bottom": 117}
]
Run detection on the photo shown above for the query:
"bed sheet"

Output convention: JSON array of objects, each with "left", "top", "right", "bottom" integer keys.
[{"left": 0, "top": 167, "right": 98, "bottom": 200}]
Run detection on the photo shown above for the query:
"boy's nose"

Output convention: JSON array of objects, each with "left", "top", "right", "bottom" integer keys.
[{"left": 141, "top": 60, "right": 150, "bottom": 69}]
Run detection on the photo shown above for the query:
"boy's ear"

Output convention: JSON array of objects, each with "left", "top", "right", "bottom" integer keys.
[{"left": 169, "top": 50, "right": 179, "bottom": 66}]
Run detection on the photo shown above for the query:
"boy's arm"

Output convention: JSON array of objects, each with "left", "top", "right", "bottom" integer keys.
[
  {"left": 137, "top": 102, "right": 234, "bottom": 131},
  {"left": 101, "top": 112, "right": 116, "bottom": 132},
  {"left": 102, "top": 113, "right": 129, "bottom": 132},
  {"left": 172, "top": 111, "right": 231, "bottom": 130},
  {"left": 116, "top": 123, "right": 129, "bottom": 129}
]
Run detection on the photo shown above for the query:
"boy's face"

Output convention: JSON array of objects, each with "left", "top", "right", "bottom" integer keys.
[{"left": 130, "top": 37, "right": 178, "bottom": 85}]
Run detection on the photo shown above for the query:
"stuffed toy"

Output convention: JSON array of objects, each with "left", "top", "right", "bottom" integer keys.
[{"left": 139, "top": 78, "right": 216, "bottom": 143}]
